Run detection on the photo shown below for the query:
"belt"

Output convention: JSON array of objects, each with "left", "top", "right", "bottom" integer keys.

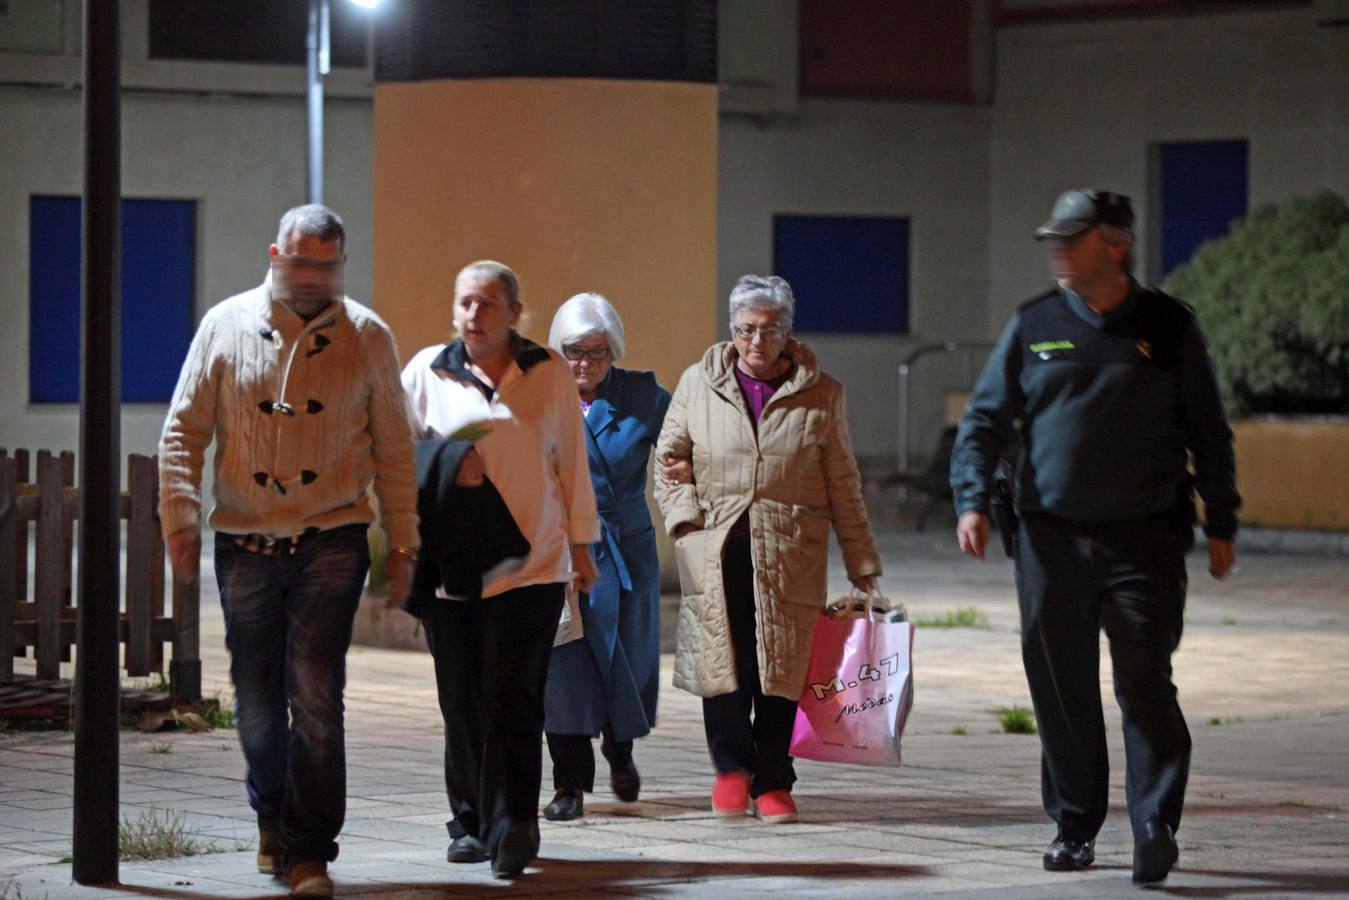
[{"left": 230, "top": 527, "right": 321, "bottom": 556}]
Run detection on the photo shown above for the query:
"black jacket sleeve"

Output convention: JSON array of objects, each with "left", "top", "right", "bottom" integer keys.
[
  {"left": 950, "top": 315, "right": 1024, "bottom": 516},
  {"left": 1177, "top": 320, "right": 1241, "bottom": 539},
  {"left": 403, "top": 438, "right": 532, "bottom": 617}
]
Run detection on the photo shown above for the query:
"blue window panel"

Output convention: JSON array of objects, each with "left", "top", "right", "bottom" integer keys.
[
  {"left": 1158, "top": 140, "right": 1248, "bottom": 277},
  {"left": 773, "top": 215, "right": 909, "bottom": 334},
  {"left": 29, "top": 196, "right": 196, "bottom": 403}
]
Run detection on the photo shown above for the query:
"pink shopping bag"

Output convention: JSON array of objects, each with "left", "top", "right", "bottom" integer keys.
[{"left": 789, "top": 596, "right": 914, "bottom": 767}]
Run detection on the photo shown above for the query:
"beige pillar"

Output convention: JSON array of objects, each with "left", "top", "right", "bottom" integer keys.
[{"left": 372, "top": 77, "right": 719, "bottom": 392}]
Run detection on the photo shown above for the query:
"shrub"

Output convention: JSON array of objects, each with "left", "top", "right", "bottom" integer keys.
[{"left": 1162, "top": 190, "right": 1349, "bottom": 415}]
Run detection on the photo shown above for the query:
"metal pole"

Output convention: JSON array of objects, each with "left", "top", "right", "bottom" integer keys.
[
  {"left": 73, "top": 0, "right": 121, "bottom": 885},
  {"left": 897, "top": 363, "right": 910, "bottom": 475},
  {"left": 306, "top": 0, "right": 324, "bottom": 204}
]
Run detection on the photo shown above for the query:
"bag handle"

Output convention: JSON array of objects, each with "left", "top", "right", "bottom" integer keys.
[{"left": 827, "top": 587, "right": 907, "bottom": 623}]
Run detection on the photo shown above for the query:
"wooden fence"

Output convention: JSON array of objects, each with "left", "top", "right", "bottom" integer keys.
[{"left": 0, "top": 448, "right": 200, "bottom": 700}]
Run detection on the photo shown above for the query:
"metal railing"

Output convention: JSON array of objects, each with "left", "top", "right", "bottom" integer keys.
[{"left": 896, "top": 342, "right": 994, "bottom": 474}]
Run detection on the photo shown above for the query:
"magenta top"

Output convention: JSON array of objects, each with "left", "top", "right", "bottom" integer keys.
[
  {"left": 728, "top": 360, "right": 792, "bottom": 540},
  {"left": 733, "top": 363, "right": 790, "bottom": 432}
]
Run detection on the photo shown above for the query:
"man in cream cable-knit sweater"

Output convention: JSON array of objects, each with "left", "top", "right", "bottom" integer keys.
[{"left": 158, "top": 205, "right": 417, "bottom": 899}]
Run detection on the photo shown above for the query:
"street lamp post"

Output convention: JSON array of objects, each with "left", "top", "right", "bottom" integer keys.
[
  {"left": 306, "top": 0, "right": 328, "bottom": 204},
  {"left": 307, "top": 0, "right": 379, "bottom": 205}
]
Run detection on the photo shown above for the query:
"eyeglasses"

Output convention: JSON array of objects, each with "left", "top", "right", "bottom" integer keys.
[
  {"left": 562, "top": 346, "right": 611, "bottom": 361},
  {"left": 731, "top": 323, "right": 784, "bottom": 342}
]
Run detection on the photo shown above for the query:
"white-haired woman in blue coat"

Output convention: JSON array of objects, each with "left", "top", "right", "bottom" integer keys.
[{"left": 541, "top": 292, "right": 671, "bottom": 821}]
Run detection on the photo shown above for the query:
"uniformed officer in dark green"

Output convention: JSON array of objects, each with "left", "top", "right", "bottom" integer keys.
[{"left": 950, "top": 189, "right": 1240, "bottom": 886}]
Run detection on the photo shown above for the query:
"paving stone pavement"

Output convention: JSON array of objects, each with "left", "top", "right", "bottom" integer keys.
[{"left": 2, "top": 528, "right": 1347, "bottom": 898}]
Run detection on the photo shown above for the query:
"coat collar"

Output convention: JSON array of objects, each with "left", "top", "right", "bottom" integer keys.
[
  {"left": 584, "top": 369, "right": 619, "bottom": 436},
  {"left": 255, "top": 272, "right": 343, "bottom": 340},
  {"left": 700, "top": 339, "right": 819, "bottom": 405},
  {"left": 430, "top": 333, "right": 552, "bottom": 400}
]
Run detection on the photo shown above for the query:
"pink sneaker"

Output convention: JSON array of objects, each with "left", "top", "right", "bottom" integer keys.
[
  {"left": 711, "top": 771, "right": 750, "bottom": 817},
  {"left": 753, "top": 790, "right": 799, "bottom": 824}
]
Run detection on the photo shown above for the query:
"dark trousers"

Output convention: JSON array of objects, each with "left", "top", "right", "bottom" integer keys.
[
  {"left": 702, "top": 536, "right": 798, "bottom": 798},
  {"left": 1015, "top": 512, "right": 1192, "bottom": 843},
  {"left": 422, "top": 583, "right": 565, "bottom": 857},
  {"left": 213, "top": 524, "right": 369, "bottom": 868},
  {"left": 546, "top": 725, "right": 633, "bottom": 792}
]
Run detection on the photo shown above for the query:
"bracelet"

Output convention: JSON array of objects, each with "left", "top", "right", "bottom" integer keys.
[{"left": 391, "top": 545, "right": 418, "bottom": 562}]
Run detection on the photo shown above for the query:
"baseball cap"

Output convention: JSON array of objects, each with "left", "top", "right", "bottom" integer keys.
[{"left": 1034, "top": 189, "right": 1134, "bottom": 240}]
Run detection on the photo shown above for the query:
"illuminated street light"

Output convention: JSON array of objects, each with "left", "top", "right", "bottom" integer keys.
[{"left": 308, "top": 0, "right": 380, "bottom": 204}]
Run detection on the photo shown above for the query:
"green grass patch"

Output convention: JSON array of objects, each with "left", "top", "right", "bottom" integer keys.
[
  {"left": 915, "top": 607, "right": 990, "bottom": 629},
  {"left": 1207, "top": 715, "right": 1246, "bottom": 726},
  {"left": 1221, "top": 616, "right": 1238, "bottom": 626},
  {"left": 949, "top": 725, "right": 968, "bottom": 736},
  {"left": 119, "top": 807, "right": 212, "bottom": 861},
  {"left": 203, "top": 705, "right": 235, "bottom": 729},
  {"left": 998, "top": 705, "right": 1037, "bottom": 735},
  {"left": 150, "top": 742, "right": 173, "bottom": 754}
]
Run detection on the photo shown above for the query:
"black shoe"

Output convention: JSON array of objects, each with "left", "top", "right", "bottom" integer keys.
[
  {"left": 1043, "top": 836, "right": 1095, "bottom": 871},
  {"left": 610, "top": 761, "right": 641, "bottom": 803},
  {"left": 446, "top": 834, "right": 488, "bottom": 863},
  {"left": 543, "top": 788, "right": 584, "bottom": 822},
  {"left": 491, "top": 821, "right": 538, "bottom": 879},
  {"left": 1132, "top": 819, "right": 1178, "bottom": 885}
]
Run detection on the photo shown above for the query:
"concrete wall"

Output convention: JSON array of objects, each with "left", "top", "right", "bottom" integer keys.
[
  {"left": 719, "top": 99, "right": 992, "bottom": 464},
  {"left": 987, "top": 6, "right": 1349, "bottom": 330},
  {"left": 0, "top": 85, "right": 372, "bottom": 486},
  {"left": 2, "top": 3, "right": 1347, "bottom": 492}
]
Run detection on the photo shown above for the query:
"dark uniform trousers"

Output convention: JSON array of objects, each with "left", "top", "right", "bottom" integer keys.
[{"left": 1015, "top": 511, "right": 1192, "bottom": 843}]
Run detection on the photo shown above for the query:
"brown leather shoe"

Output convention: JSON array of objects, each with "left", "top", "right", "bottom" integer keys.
[
  {"left": 256, "top": 830, "right": 282, "bottom": 875},
  {"left": 288, "top": 859, "right": 333, "bottom": 898}
]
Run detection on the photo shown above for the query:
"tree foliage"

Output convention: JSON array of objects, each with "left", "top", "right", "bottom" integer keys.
[{"left": 1162, "top": 190, "right": 1349, "bottom": 415}]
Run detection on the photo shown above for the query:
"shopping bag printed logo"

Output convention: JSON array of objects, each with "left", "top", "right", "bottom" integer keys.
[
  {"left": 790, "top": 611, "right": 914, "bottom": 767},
  {"left": 807, "top": 652, "right": 905, "bottom": 723}
]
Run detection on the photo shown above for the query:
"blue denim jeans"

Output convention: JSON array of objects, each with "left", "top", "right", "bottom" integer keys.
[{"left": 214, "top": 523, "right": 369, "bottom": 867}]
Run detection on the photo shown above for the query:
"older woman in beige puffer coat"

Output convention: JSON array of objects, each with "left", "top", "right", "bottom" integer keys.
[{"left": 655, "top": 274, "right": 881, "bottom": 826}]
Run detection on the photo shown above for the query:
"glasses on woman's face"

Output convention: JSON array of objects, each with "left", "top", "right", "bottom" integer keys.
[
  {"left": 731, "top": 323, "right": 784, "bottom": 343},
  {"left": 562, "top": 345, "right": 611, "bottom": 361}
]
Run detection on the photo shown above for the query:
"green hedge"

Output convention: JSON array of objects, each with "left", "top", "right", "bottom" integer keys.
[{"left": 1161, "top": 190, "right": 1349, "bottom": 415}]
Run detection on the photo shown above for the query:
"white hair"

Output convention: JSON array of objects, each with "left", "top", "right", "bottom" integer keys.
[
  {"left": 549, "top": 292, "right": 626, "bottom": 361},
  {"left": 728, "top": 274, "right": 794, "bottom": 332}
]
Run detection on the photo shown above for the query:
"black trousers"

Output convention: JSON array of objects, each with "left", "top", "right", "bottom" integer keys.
[
  {"left": 422, "top": 583, "right": 565, "bottom": 855},
  {"left": 1015, "top": 512, "right": 1192, "bottom": 843},
  {"left": 702, "top": 535, "right": 798, "bottom": 798},
  {"left": 546, "top": 725, "right": 633, "bottom": 792}
]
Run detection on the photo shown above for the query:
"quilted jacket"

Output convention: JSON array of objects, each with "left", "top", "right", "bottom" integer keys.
[{"left": 654, "top": 340, "right": 881, "bottom": 699}]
